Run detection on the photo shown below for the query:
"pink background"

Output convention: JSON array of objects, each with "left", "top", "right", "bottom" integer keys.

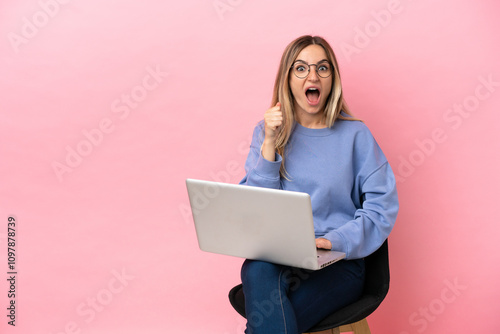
[{"left": 1, "top": 1, "right": 499, "bottom": 333}]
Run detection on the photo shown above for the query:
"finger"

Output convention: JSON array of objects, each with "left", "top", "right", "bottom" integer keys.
[
  {"left": 266, "top": 123, "right": 282, "bottom": 131},
  {"left": 270, "top": 121, "right": 283, "bottom": 128},
  {"left": 267, "top": 116, "right": 283, "bottom": 123},
  {"left": 269, "top": 103, "right": 282, "bottom": 112},
  {"left": 266, "top": 110, "right": 283, "bottom": 118},
  {"left": 265, "top": 113, "right": 283, "bottom": 122}
]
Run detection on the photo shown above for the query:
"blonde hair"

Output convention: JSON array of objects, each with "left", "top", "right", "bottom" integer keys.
[{"left": 270, "top": 35, "right": 360, "bottom": 179}]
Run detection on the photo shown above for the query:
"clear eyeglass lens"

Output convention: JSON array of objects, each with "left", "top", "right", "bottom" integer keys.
[
  {"left": 316, "top": 62, "right": 332, "bottom": 78},
  {"left": 292, "top": 62, "right": 332, "bottom": 78},
  {"left": 292, "top": 63, "right": 309, "bottom": 78}
]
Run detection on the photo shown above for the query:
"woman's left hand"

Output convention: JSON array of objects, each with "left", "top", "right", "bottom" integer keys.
[{"left": 315, "top": 238, "right": 332, "bottom": 250}]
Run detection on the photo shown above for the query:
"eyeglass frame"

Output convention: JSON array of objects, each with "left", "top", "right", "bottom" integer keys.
[{"left": 290, "top": 60, "right": 334, "bottom": 79}]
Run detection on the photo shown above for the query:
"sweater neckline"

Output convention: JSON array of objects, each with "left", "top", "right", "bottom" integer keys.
[{"left": 293, "top": 122, "right": 335, "bottom": 137}]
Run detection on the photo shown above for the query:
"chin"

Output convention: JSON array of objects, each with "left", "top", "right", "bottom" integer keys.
[
  {"left": 304, "top": 105, "right": 324, "bottom": 115},
  {"left": 295, "top": 100, "right": 326, "bottom": 118}
]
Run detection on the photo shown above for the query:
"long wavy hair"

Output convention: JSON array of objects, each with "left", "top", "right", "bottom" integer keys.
[{"left": 270, "top": 35, "right": 360, "bottom": 179}]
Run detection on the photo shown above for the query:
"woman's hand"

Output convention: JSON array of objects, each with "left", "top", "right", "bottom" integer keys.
[
  {"left": 264, "top": 102, "right": 283, "bottom": 140},
  {"left": 261, "top": 102, "right": 282, "bottom": 161},
  {"left": 315, "top": 238, "right": 332, "bottom": 250}
]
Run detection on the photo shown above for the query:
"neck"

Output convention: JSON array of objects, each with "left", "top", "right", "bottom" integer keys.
[{"left": 295, "top": 111, "right": 327, "bottom": 129}]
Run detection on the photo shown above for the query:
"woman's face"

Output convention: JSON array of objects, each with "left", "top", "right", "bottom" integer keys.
[{"left": 289, "top": 44, "right": 333, "bottom": 125}]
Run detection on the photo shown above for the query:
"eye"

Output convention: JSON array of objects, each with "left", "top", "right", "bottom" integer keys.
[
  {"left": 295, "top": 65, "right": 307, "bottom": 72},
  {"left": 318, "top": 64, "right": 329, "bottom": 72}
]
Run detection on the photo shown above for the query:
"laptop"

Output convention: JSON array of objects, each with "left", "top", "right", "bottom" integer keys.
[{"left": 186, "top": 179, "right": 346, "bottom": 270}]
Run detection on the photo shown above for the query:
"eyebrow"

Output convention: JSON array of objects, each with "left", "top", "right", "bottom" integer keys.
[{"left": 295, "top": 58, "right": 329, "bottom": 64}]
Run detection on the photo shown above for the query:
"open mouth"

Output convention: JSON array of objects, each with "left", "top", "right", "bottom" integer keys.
[{"left": 305, "top": 87, "right": 321, "bottom": 105}]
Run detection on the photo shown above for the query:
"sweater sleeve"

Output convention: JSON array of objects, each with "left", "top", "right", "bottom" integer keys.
[
  {"left": 323, "top": 161, "right": 399, "bottom": 259},
  {"left": 239, "top": 122, "right": 282, "bottom": 189}
]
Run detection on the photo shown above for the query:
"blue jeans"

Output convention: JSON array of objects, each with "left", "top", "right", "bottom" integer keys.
[{"left": 240, "top": 258, "right": 365, "bottom": 334}]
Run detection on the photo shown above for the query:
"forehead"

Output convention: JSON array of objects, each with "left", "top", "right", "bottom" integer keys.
[{"left": 295, "top": 44, "right": 328, "bottom": 63}]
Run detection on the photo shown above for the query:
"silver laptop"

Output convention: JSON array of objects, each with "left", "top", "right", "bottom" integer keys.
[{"left": 186, "top": 179, "right": 345, "bottom": 270}]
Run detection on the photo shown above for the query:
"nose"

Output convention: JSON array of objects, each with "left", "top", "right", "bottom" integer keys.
[{"left": 307, "top": 65, "right": 319, "bottom": 81}]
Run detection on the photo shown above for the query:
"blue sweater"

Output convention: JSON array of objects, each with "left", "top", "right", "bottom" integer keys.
[{"left": 239, "top": 119, "right": 399, "bottom": 259}]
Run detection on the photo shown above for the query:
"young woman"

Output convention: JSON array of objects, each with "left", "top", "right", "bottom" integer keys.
[{"left": 238, "top": 35, "right": 399, "bottom": 334}]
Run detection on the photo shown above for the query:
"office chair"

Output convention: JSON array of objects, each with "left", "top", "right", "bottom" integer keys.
[{"left": 228, "top": 239, "right": 390, "bottom": 334}]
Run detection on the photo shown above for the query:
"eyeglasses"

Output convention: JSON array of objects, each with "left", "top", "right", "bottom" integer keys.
[{"left": 290, "top": 60, "right": 333, "bottom": 79}]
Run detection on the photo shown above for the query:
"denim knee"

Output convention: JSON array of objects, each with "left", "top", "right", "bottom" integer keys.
[{"left": 241, "top": 260, "right": 282, "bottom": 286}]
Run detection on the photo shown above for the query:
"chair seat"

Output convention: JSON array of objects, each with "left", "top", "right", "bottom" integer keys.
[
  {"left": 228, "top": 283, "right": 386, "bottom": 332},
  {"left": 228, "top": 240, "right": 390, "bottom": 333},
  {"left": 306, "top": 293, "right": 384, "bottom": 332}
]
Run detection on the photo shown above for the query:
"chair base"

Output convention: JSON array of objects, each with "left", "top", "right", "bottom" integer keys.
[{"left": 304, "top": 318, "right": 371, "bottom": 334}]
